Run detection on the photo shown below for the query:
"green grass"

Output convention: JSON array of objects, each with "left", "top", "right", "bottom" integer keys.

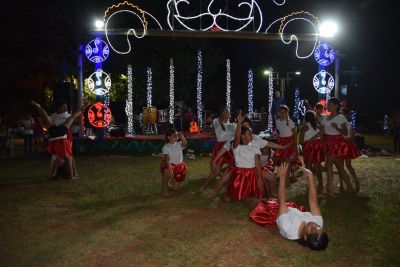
[{"left": 0, "top": 147, "right": 400, "bottom": 266}]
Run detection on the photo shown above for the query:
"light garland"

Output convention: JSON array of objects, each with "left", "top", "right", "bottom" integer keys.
[
  {"left": 166, "top": 0, "right": 263, "bottom": 32},
  {"left": 146, "top": 67, "right": 152, "bottom": 107},
  {"left": 226, "top": 59, "right": 231, "bottom": 112},
  {"left": 125, "top": 64, "right": 134, "bottom": 135},
  {"left": 169, "top": 58, "right": 175, "bottom": 124},
  {"left": 196, "top": 50, "right": 203, "bottom": 129},
  {"left": 350, "top": 110, "right": 357, "bottom": 130},
  {"left": 267, "top": 68, "right": 274, "bottom": 132},
  {"left": 293, "top": 87, "right": 301, "bottom": 125},
  {"left": 247, "top": 69, "right": 254, "bottom": 114},
  {"left": 383, "top": 114, "right": 389, "bottom": 131}
]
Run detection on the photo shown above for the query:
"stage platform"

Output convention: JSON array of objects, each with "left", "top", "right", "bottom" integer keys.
[{"left": 76, "top": 133, "right": 216, "bottom": 155}]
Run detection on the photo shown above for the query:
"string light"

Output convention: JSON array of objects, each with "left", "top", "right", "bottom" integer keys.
[
  {"left": 273, "top": 0, "right": 286, "bottom": 5},
  {"left": 248, "top": 69, "right": 254, "bottom": 114},
  {"left": 146, "top": 67, "right": 152, "bottom": 107},
  {"left": 226, "top": 59, "right": 231, "bottom": 112},
  {"left": 166, "top": 0, "right": 263, "bottom": 32},
  {"left": 85, "top": 38, "right": 110, "bottom": 63},
  {"left": 293, "top": 87, "right": 301, "bottom": 125},
  {"left": 169, "top": 58, "right": 175, "bottom": 124},
  {"left": 267, "top": 68, "right": 274, "bottom": 132},
  {"left": 196, "top": 50, "right": 203, "bottom": 129},
  {"left": 350, "top": 110, "right": 357, "bottom": 129},
  {"left": 383, "top": 114, "right": 389, "bottom": 131},
  {"left": 125, "top": 64, "right": 134, "bottom": 135}
]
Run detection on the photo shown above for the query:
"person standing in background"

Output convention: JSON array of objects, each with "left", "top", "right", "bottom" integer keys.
[
  {"left": 393, "top": 110, "right": 400, "bottom": 152},
  {"left": 22, "top": 113, "right": 34, "bottom": 157},
  {"left": 272, "top": 90, "right": 286, "bottom": 124}
]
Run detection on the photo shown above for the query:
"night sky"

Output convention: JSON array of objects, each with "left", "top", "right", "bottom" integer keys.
[{"left": 0, "top": 0, "right": 396, "bottom": 130}]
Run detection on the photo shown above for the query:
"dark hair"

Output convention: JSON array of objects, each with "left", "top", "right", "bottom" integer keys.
[
  {"left": 328, "top": 97, "right": 341, "bottom": 113},
  {"left": 242, "top": 116, "right": 253, "bottom": 128},
  {"left": 219, "top": 107, "right": 229, "bottom": 132},
  {"left": 304, "top": 111, "right": 317, "bottom": 130},
  {"left": 56, "top": 100, "right": 67, "bottom": 109},
  {"left": 279, "top": 105, "right": 289, "bottom": 112},
  {"left": 165, "top": 128, "right": 177, "bottom": 142},
  {"left": 240, "top": 126, "right": 251, "bottom": 145},
  {"left": 299, "top": 233, "right": 329, "bottom": 251}
]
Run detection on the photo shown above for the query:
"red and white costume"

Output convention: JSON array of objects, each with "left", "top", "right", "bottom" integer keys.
[
  {"left": 160, "top": 141, "right": 187, "bottom": 182},
  {"left": 344, "top": 122, "right": 361, "bottom": 159},
  {"left": 322, "top": 115, "right": 349, "bottom": 157},
  {"left": 273, "top": 118, "right": 301, "bottom": 166},
  {"left": 211, "top": 118, "right": 236, "bottom": 165},
  {"left": 47, "top": 125, "right": 72, "bottom": 158},
  {"left": 302, "top": 123, "right": 325, "bottom": 164},
  {"left": 50, "top": 112, "right": 73, "bottom": 149},
  {"left": 226, "top": 143, "right": 265, "bottom": 200}
]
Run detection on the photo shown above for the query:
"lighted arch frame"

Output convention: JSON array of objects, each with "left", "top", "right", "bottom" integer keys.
[
  {"left": 87, "top": 69, "right": 111, "bottom": 96},
  {"left": 85, "top": 39, "right": 110, "bottom": 63}
]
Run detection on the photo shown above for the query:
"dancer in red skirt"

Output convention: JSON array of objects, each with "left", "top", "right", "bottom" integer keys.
[
  {"left": 273, "top": 105, "right": 301, "bottom": 182},
  {"left": 225, "top": 112, "right": 266, "bottom": 202},
  {"left": 31, "top": 100, "right": 87, "bottom": 180},
  {"left": 299, "top": 111, "right": 325, "bottom": 193},
  {"left": 161, "top": 128, "right": 188, "bottom": 198},
  {"left": 200, "top": 108, "right": 236, "bottom": 191},
  {"left": 341, "top": 108, "right": 361, "bottom": 192},
  {"left": 322, "top": 98, "right": 354, "bottom": 195}
]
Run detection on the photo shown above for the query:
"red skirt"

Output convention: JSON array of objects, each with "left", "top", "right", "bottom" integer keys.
[
  {"left": 272, "top": 136, "right": 302, "bottom": 167},
  {"left": 47, "top": 139, "right": 72, "bottom": 158},
  {"left": 303, "top": 139, "right": 325, "bottom": 164},
  {"left": 226, "top": 167, "right": 266, "bottom": 200},
  {"left": 249, "top": 198, "right": 305, "bottom": 228},
  {"left": 211, "top": 141, "right": 234, "bottom": 166},
  {"left": 345, "top": 139, "right": 361, "bottom": 159},
  {"left": 262, "top": 159, "right": 275, "bottom": 174},
  {"left": 160, "top": 161, "right": 187, "bottom": 182},
  {"left": 325, "top": 135, "right": 348, "bottom": 157}
]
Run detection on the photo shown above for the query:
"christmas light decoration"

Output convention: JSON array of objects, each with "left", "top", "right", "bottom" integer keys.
[
  {"left": 226, "top": 59, "right": 231, "bottom": 112},
  {"left": 313, "top": 70, "right": 335, "bottom": 94},
  {"left": 87, "top": 102, "right": 113, "bottom": 128},
  {"left": 87, "top": 69, "right": 111, "bottom": 96},
  {"left": 315, "top": 43, "right": 336, "bottom": 67},
  {"left": 383, "top": 114, "right": 389, "bottom": 131},
  {"left": 146, "top": 67, "right": 153, "bottom": 107},
  {"left": 350, "top": 110, "right": 357, "bottom": 130},
  {"left": 293, "top": 87, "right": 301, "bottom": 125},
  {"left": 196, "top": 50, "right": 203, "bottom": 129},
  {"left": 169, "top": 59, "right": 175, "bottom": 124},
  {"left": 267, "top": 68, "right": 274, "bottom": 132},
  {"left": 85, "top": 38, "right": 110, "bottom": 63},
  {"left": 247, "top": 69, "right": 254, "bottom": 114},
  {"left": 125, "top": 64, "right": 134, "bottom": 135}
]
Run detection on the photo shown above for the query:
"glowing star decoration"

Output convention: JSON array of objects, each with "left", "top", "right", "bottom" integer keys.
[
  {"left": 103, "top": 1, "right": 148, "bottom": 55},
  {"left": 125, "top": 65, "right": 134, "bottom": 135},
  {"left": 247, "top": 69, "right": 254, "bottom": 114},
  {"left": 196, "top": 50, "right": 203, "bottom": 129},
  {"left": 87, "top": 69, "right": 112, "bottom": 96},
  {"left": 167, "top": 0, "right": 263, "bottom": 32},
  {"left": 87, "top": 102, "right": 113, "bottom": 128},
  {"left": 315, "top": 43, "right": 336, "bottom": 67},
  {"left": 169, "top": 59, "right": 175, "bottom": 124},
  {"left": 313, "top": 70, "right": 335, "bottom": 94},
  {"left": 146, "top": 67, "right": 153, "bottom": 107},
  {"left": 226, "top": 59, "right": 232, "bottom": 112},
  {"left": 85, "top": 38, "right": 110, "bottom": 63},
  {"left": 267, "top": 68, "right": 274, "bottom": 132}
]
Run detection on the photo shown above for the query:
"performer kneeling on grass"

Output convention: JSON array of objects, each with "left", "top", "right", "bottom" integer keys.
[
  {"left": 160, "top": 128, "right": 188, "bottom": 198},
  {"left": 277, "top": 163, "right": 329, "bottom": 251},
  {"left": 30, "top": 100, "right": 88, "bottom": 180}
]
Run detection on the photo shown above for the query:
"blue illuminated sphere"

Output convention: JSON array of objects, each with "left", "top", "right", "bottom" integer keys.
[
  {"left": 314, "top": 43, "right": 335, "bottom": 67},
  {"left": 85, "top": 38, "right": 110, "bottom": 63}
]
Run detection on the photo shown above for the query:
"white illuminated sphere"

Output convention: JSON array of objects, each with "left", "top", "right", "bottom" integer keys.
[
  {"left": 95, "top": 20, "right": 105, "bottom": 29},
  {"left": 319, "top": 21, "right": 339, "bottom": 38}
]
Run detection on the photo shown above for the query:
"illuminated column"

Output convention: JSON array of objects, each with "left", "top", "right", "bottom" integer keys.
[
  {"left": 267, "top": 68, "right": 274, "bottom": 132},
  {"left": 169, "top": 58, "right": 175, "bottom": 124},
  {"left": 350, "top": 110, "right": 357, "bottom": 129},
  {"left": 196, "top": 50, "right": 203, "bottom": 128},
  {"left": 146, "top": 67, "right": 153, "bottom": 107},
  {"left": 125, "top": 65, "right": 134, "bottom": 135},
  {"left": 226, "top": 59, "right": 231, "bottom": 112},
  {"left": 248, "top": 69, "right": 254, "bottom": 114},
  {"left": 293, "top": 87, "right": 301, "bottom": 125}
]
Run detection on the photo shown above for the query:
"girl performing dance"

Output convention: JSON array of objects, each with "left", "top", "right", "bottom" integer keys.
[
  {"left": 161, "top": 128, "right": 188, "bottom": 198},
  {"left": 299, "top": 111, "right": 325, "bottom": 193},
  {"left": 322, "top": 98, "right": 354, "bottom": 195}
]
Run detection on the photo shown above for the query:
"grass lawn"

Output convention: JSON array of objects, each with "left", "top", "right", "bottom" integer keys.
[{"left": 0, "top": 138, "right": 399, "bottom": 266}]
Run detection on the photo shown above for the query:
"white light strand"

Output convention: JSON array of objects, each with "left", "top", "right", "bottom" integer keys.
[
  {"left": 248, "top": 69, "right": 254, "bottom": 114},
  {"left": 350, "top": 110, "right": 357, "bottom": 130},
  {"left": 146, "top": 67, "right": 152, "bottom": 107},
  {"left": 125, "top": 64, "right": 134, "bottom": 135},
  {"left": 293, "top": 87, "right": 301, "bottom": 125},
  {"left": 267, "top": 68, "right": 274, "bottom": 132},
  {"left": 383, "top": 114, "right": 389, "bottom": 131},
  {"left": 226, "top": 59, "right": 232, "bottom": 113},
  {"left": 169, "top": 59, "right": 175, "bottom": 124},
  {"left": 196, "top": 50, "right": 203, "bottom": 129}
]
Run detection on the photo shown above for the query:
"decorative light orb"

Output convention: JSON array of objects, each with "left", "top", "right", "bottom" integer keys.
[
  {"left": 319, "top": 21, "right": 339, "bottom": 38},
  {"left": 87, "top": 102, "right": 113, "bottom": 128},
  {"left": 95, "top": 19, "right": 105, "bottom": 29},
  {"left": 85, "top": 38, "right": 110, "bottom": 63},
  {"left": 315, "top": 43, "right": 336, "bottom": 67},
  {"left": 88, "top": 69, "right": 111, "bottom": 96},
  {"left": 313, "top": 70, "right": 335, "bottom": 94}
]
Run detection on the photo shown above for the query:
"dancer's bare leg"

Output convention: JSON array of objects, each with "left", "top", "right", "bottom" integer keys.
[
  {"left": 204, "top": 170, "right": 233, "bottom": 199},
  {"left": 345, "top": 158, "right": 360, "bottom": 192}
]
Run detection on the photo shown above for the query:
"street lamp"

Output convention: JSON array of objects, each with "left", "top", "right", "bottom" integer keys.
[
  {"left": 295, "top": 71, "right": 301, "bottom": 76},
  {"left": 319, "top": 21, "right": 339, "bottom": 38},
  {"left": 95, "top": 19, "right": 104, "bottom": 30},
  {"left": 263, "top": 69, "right": 271, "bottom": 76}
]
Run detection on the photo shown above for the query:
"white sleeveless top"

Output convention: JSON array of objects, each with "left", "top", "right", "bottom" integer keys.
[
  {"left": 213, "top": 118, "right": 236, "bottom": 142},
  {"left": 233, "top": 142, "right": 261, "bottom": 168},
  {"left": 322, "top": 115, "right": 348, "bottom": 136},
  {"left": 276, "top": 118, "right": 295, "bottom": 138},
  {"left": 304, "top": 123, "right": 321, "bottom": 142}
]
